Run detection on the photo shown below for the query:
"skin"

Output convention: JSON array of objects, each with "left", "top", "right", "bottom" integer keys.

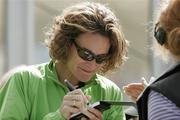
[
  {"left": 123, "top": 83, "right": 145, "bottom": 101},
  {"left": 123, "top": 77, "right": 150, "bottom": 101},
  {"left": 57, "top": 32, "right": 110, "bottom": 120}
]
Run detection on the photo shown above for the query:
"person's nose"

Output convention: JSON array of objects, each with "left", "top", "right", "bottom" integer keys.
[{"left": 88, "top": 59, "right": 98, "bottom": 69}]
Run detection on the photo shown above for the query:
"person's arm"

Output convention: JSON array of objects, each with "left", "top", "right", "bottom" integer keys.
[
  {"left": 0, "top": 73, "right": 30, "bottom": 119},
  {"left": 0, "top": 72, "right": 66, "bottom": 120}
]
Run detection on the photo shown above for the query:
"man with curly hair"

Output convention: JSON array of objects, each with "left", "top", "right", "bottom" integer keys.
[{"left": 0, "top": 2, "right": 128, "bottom": 120}]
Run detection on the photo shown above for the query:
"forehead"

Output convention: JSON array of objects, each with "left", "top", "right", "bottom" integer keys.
[{"left": 75, "top": 32, "right": 110, "bottom": 54}]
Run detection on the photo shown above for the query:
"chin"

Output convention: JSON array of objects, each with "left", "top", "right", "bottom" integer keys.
[
  {"left": 78, "top": 75, "right": 92, "bottom": 82},
  {"left": 75, "top": 68, "right": 95, "bottom": 82}
]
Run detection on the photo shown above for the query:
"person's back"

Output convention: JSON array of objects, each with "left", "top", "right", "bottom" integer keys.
[{"left": 137, "top": 0, "right": 180, "bottom": 119}]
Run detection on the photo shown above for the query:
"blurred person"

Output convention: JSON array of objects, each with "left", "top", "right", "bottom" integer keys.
[
  {"left": 124, "top": 0, "right": 180, "bottom": 120},
  {"left": 0, "top": 2, "right": 128, "bottom": 120}
]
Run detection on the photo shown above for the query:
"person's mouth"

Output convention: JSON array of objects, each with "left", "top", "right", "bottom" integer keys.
[{"left": 80, "top": 68, "right": 94, "bottom": 74}]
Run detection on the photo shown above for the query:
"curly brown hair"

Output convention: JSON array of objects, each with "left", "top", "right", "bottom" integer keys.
[{"left": 45, "top": 2, "right": 128, "bottom": 74}]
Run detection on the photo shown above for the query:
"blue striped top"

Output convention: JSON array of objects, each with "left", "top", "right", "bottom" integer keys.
[{"left": 148, "top": 90, "right": 180, "bottom": 120}]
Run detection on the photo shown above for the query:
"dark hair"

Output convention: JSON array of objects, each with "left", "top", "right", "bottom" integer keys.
[{"left": 45, "top": 2, "right": 128, "bottom": 73}]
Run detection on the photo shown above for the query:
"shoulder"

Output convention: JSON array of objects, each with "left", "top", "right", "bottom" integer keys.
[
  {"left": 149, "top": 65, "right": 180, "bottom": 99},
  {"left": 149, "top": 71, "right": 180, "bottom": 108},
  {"left": 148, "top": 90, "right": 180, "bottom": 120},
  {"left": 152, "top": 63, "right": 180, "bottom": 87},
  {"left": 0, "top": 62, "right": 49, "bottom": 88},
  {"left": 13, "top": 62, "right": 48, "bottom": 80}
]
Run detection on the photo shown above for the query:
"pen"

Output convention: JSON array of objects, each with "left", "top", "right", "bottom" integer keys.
[{"left": 64, "top": 79, "right": 76, "bottom": 91}]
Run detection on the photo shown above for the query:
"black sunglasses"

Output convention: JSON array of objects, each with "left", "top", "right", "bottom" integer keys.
[{"left": 73, "top": 41, "right": 110, "bottom": 64}]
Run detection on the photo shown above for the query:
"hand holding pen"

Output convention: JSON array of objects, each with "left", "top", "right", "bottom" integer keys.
[
  {"left": 63, "top": 79, "right": 102, "bottom": 120},
  {"left": 60, "top": 79, "right": 90, "bottom": 119},
  {"left": 64, "top": 79, "right": 90, "bottom": 107}
]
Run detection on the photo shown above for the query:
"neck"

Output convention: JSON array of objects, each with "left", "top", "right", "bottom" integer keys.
[{"left": 55, "top": 61, "right": 79, "bottom": 86}]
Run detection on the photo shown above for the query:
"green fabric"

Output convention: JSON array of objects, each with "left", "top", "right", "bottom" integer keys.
[{"left": 0, "top": 61, "right": 125, "bottom": 120}]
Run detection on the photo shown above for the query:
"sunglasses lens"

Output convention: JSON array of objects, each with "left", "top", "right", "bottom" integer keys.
[
  {"left": 78, "top": 50, "right": 94, "bottom": 61},
  {"left": 96, "top": 56, "right": 108, "bottom": 64}
]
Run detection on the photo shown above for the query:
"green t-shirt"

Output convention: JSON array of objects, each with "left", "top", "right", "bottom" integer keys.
[{"left": 0, "top": 61, "right": 125, "bottom": 120}]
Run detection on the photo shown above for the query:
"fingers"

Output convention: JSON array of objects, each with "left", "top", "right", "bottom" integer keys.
[
  {"left": 64, "top": 94, "right": 83, "bottom": 102},
  {"left": 130, "top": 96, "right": 139, "bottom": 102},
  {"left": 60, "top": 89, "right": 91, "bottom": 119},
  {"left": 124, "top": 83, "right": 144, "bottom": 90},
  {"left": 67, "top": 89, "right": 89, "bottom": 104},
  {"left": 63, "top": 105, "right": 80, "bottom": 114},
  {"left": 125, "top": 90, "right": 142, "bottom": 101},
  {"left": 60, "top": 104, "right": 80, "bottom": 119},
  {"left": 83, "top": 107, "right": 102, "bottom": 120},
  {"left": 63, "top": 99, "right": 83, "bottom": 109},
  {"left": 123, "top": 83, "right": 144, "bottom": 94},
  {"left": 123, "top": 83, "right": 144, "bottom": 101}
]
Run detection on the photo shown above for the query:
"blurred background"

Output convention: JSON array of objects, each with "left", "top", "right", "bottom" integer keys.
[{"left": 0, "top": 0, "right": 169, "bottom": 101}]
